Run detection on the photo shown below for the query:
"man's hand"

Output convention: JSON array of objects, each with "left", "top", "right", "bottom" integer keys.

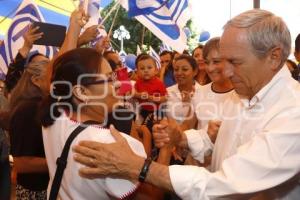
[
  {"left": 19, "top": 25, "right": 43, "bottom": 58},
  {"left": 207, "top": 120, "right": 221, "bottom": 143},
  {"left": 73, "top": 125, "right": 144, "bottom": 182},
  {"left": 78, "top": 25, "right": 99, "bottom": 46},
  {"left": 153, "top": 117, "right": 187, "bottom": 149}
]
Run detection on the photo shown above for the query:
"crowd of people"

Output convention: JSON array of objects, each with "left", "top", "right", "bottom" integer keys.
[{"left": 1, "top": 7, "right": 300, "bottom": 200}]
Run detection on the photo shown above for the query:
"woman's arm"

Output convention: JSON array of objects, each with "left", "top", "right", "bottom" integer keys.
[{"left": 13, "top": 156, "right": 48, "bottom": 173}]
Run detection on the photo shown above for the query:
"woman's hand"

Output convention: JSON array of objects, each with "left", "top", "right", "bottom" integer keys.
[
  {"left": 77, "top": 25, "right": 99, "bottom": 46},
  {"left": 70, "top": 7, "right": 89, "bottom": 29},
  {"left": 95, "top": 36, "right": 111, "bottom": 53},
  {"left": 207, "top": 120, "right": 221, "bottom": 143},
  {"left": 181, "top": 85, "right": 195, "bottom": 103},
  {"left": 19, "top": 24, "right": 43, "bottom": 58}
]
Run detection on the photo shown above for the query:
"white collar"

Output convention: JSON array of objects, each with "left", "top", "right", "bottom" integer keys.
[{"left": 240, "top": 66, "right": 291, "bottom": 109}]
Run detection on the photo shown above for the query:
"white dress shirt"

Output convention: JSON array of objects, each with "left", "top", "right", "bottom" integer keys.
[
  {"left": 169, "top": 66, "right": 300, "bottom": 199},
  {"left": 43, "top": 113, "right": 146, "bottom": 200}
]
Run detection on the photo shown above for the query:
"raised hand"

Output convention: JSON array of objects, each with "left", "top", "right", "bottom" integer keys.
[
  {"left": 70, "top": 7, "right": 89, "bottom": 29},
  {"left": 95, "top": 36, "right": 111, "bottom": 54},
  {"left": 78, "top": 25, "right": 99, "bottom": 46},
  {"left": 19, "top": 24, "right": 43, "bottom": 58},
  {"left": 181, "top": 85, "right": 195, "bottom": 103}
]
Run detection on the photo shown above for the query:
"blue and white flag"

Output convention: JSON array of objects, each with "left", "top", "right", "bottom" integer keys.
[
  {"left": 81, "top": 0, "right": 102, "bottom": 28},
  {"left": 159, "top": 42, "right": 172, "bottom": 54},
  {"left": 121, "top": 0, "right": 191, "bottom": 53},
  {"left": 0, "top": 0, "right": 57, "bottom": 74},
  {"left": 128, "top": 0, "right": 166, "bottom": 17},
  {"left": 80, "top": 0, "right": 109, "bottom": 48},
  {"left": 149, "top": 46, "right": 161, "bottom": 69}
]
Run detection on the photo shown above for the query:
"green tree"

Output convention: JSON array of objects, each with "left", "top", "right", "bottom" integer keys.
[{"left": 186, "top": 20, "right": 201, "bottom": 52}]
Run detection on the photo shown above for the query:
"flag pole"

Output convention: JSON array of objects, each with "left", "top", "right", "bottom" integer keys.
[
  {"left": 108, "top": 4, "right": 120, "bottom": 37},
  {"left": 98, "top": 0, "right": 121, "bottom": 27},
  {"left": 100, "top": 2, "right": 120, "bottom": 54},
  {"left": 141, "top": 26, "right": 146, "bottom": 47}
]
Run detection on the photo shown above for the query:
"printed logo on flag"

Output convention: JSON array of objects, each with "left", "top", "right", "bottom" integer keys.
[
  {"left": 0, "top": 0, "right": 57, "bottom": 73},
  {"left": 129, "top": 0, "right": 167, "bottom": 17},
  {"left": 121, "top": 0, "right": 191, "bottom": 53},
  {"left": 129, "top": 0, "right": 188, "bottom": 40}
]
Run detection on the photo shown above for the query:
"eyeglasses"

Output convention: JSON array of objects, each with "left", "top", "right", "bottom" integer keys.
[{"left": 84, "top": 72, "right": 117, "bottom": 86}]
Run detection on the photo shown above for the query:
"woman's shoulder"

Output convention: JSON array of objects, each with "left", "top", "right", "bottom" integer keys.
[{"left": 167, "top": 84, "right": 179, "bottom": 92}]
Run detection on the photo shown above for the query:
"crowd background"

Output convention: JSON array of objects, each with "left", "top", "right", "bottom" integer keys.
[{"left": 1, "top": 1, "right": 300, "bottom": 200}]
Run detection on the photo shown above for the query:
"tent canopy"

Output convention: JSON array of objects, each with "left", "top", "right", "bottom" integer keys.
[{"left": 0, "top": 0, "right": 112, "bottom": 39}]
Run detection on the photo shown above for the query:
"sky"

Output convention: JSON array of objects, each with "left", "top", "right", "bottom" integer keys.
[{"left": 190, "top": 0, "right": 300, "bottom": 52}]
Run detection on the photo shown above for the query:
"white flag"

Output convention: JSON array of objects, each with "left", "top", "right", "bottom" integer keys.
[
  {"left": 121, "top": 0, "right": 191, "bottom": 53},
  {"left": 159, "top": 42, "right": 172, "bottom": 54},
  {"left": 149, "top": 46, "right": 161, "bottom": 69},
  {"left": 82, "top": 0, "right": 102, "bottom": 28}
]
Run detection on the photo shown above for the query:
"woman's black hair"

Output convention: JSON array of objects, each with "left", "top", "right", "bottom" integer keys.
[
  {"left": 27, "top": 52, "right": 48, "bottom": 64},
  {"left": 103, "top": 50, "right": 119, "bottom": 71},
  {"left": 192, "top": 44, "right": 204, "bottom": 57},
  {"left": 40, "top": 48, "right": 103, "bottom": 127},
  {"left": 173, "top": 54, "right": 198, "bottom": 71}
]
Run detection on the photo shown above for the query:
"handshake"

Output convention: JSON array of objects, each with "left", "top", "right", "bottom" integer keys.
[{"left": 153, "top": 118, "right": 221, "bottom": 149}]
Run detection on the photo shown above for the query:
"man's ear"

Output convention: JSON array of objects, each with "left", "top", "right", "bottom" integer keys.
[
  {"left": 268, "top": 46, "right": 282, "bottom": 70},
  {"left": 72, "top": 85, "right": 89, "bottom": 103}
]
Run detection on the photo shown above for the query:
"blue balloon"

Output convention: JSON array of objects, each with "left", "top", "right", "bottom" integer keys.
[
  {"left": 125, "top": 54, "right": 137, "bottom": 71},
  {"left": 199, "top": 31, "right": 210, "bottom": 42},
  {"left": 183, "top": 27, "right": 191, "bottom": 38}
]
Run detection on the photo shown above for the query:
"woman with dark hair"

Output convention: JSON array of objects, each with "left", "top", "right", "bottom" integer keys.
[
  {"left": 166, "top": 54, "right": 200, "bottom": 124},
  {"left": 40, "top": 48, "right": 146, "bottom": 200},
  {"left": 5, "top": 24, "right": 48, "bottom": 94},
  {"left": 159, "top": 50, "right": 176, "bottom": 87},
  {"left": 7, "top": 6, "right": 105, "bottom": 199},
  {"left": 192, "top": 45, "right": 211, "bottom": 85},
  {"left": 9, "top": 58, "right": 50, "bottom": 199}
]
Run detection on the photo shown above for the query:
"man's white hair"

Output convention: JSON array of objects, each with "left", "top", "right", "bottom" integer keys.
[{"left": 224, "top": 9, "right": 291, "bottom": 64}]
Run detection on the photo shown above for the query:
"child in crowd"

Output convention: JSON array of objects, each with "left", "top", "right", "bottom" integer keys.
[
  {"left": 133, "top": 53, "right": 167, "bottom": 160},
  {"left": 134, "top": 54, "right": 167, "bottom": 127}
]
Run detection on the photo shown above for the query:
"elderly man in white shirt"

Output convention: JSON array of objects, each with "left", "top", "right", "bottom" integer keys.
[{"left": 72, "top": 9, "right": 300, "bottom": 200}]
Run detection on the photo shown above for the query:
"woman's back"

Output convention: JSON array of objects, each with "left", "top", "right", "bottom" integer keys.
[{"left": 43, "top": 112, "right": 146, "bottom": 200}]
